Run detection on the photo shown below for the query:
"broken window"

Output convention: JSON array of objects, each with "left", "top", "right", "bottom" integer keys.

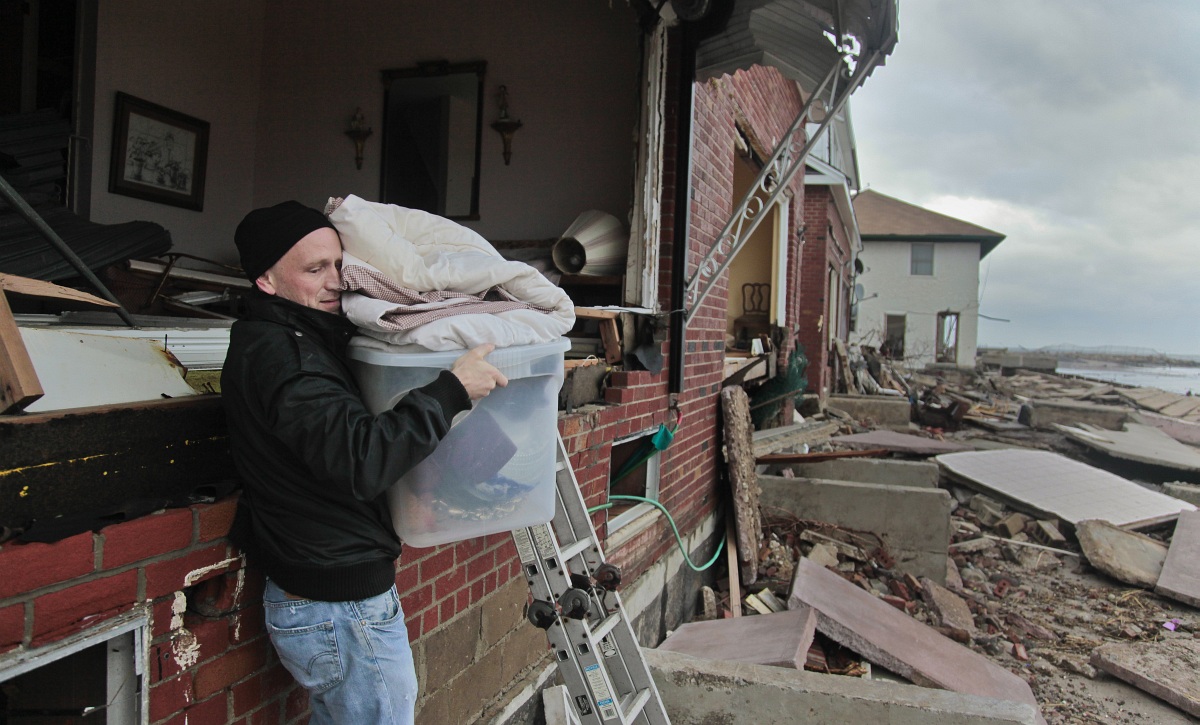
[
  {"left": 606, "top": 430, "right": 663, "bottom": 533},
  {"left": 0, "top": 615, "right": 146, "bottom": 723},
  {"left": 883, "top": 314, "right": 906, "bottom": 359},
  {"left": 936, "top": 311, "right": 959, "bottom": 363},
  {"left": 910, "top": 243, "right": 934, "bottom": 276}
]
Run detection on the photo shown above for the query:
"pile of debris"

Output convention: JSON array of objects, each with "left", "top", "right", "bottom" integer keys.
[{"left": 669, "top": 363, "right": 1200, "bottom": 724}]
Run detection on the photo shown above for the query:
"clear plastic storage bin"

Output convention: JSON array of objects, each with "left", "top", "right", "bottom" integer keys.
[{"left": 347, "top": 337, "right": 570, "bottom": 547}]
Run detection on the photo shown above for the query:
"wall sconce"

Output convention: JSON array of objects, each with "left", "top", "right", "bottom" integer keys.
[
  {"left": 344, "top": 107, "right": 372, "bottom": 170},
  {"left": 490, "top": 85, "right": 523, "bottom": 166}
]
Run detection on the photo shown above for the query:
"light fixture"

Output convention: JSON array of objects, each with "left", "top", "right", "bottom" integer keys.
[
  {"left": 490, "top": 85, "right": 523, "bottom": 165},
  {"left": 344, "top": 107, "right": 372, "bottom": 170}
]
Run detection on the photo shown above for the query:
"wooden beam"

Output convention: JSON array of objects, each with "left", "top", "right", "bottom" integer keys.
[
  {"left": 575, "top": 307, "right": 622, "bottom": 364},
  {"left": 0, "top": 273, "right": 119, "bottom": 307},
  {"left": 0, "top": 290, "right": 43, "bottom": 413},
  {"left": 756, "top": 448, "right": 890, "bottom": 464}
]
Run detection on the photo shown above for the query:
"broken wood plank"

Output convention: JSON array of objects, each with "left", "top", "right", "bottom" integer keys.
[
  {"left": 751, "top": 420, "right": 839, "bottom": 457},
  {"left": 0, "top": 290, "right": 43, "bottom": 413},
  {"left": 831, "top": 429, "right": 973, "bottom": 456},
  {"left": 0, "top": 273, "right": 119, "bottom": 307},
  {"left": 574, "top": 307, "right": 622, "bottom": 364},
  {"left": 757, "top": 448, "right": 890, "bottom": 464}
]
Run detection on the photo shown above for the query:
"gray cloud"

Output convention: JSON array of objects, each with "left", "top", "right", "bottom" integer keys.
[{"left": 851, "top": 0, "right": 1200, "bottom": 353}]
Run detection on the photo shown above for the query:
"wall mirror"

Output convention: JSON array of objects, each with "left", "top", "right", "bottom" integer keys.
[{"left": 380, "top": 60, "right": 485, "bottom": 220}]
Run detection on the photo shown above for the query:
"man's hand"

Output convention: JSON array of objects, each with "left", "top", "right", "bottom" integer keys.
[{"left": 451, "top": 344, "right": 508, "bottom": 400}]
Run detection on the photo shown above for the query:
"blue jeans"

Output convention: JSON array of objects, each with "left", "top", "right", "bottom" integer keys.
[{"left": 263, "top": 579, "right": 417, "bottom": 725}]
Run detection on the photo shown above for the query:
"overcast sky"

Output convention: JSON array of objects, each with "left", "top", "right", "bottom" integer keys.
[{"left": 850, "top": 0, "right": 1200, "bottom": 355}]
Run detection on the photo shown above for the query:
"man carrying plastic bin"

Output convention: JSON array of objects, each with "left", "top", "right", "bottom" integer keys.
[{"left": 222, "top": 200, "right": 507, "bottom": 725}]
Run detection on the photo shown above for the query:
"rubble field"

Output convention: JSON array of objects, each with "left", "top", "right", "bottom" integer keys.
[{"left": 706, "top": 360, "right": 1200, "bottom": 724}]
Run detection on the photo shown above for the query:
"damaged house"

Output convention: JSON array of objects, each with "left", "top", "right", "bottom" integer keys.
[
  {"left": 0, "top": 1, "right": 900, "bottom": 723},
  {"left": 851, "top": 189, "right": 1005, "bottom": 368}
]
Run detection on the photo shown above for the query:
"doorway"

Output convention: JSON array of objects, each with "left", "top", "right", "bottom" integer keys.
[{"left": 884, "top": 314, "right": 905, "bottom": 359}]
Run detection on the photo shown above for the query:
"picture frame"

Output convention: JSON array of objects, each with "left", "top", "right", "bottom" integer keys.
[{"left": 109, "top": 92, "right": 209, "bottom": 211}]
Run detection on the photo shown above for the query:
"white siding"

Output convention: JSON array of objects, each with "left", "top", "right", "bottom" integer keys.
[{"left": 852, "top": 241, "right": 981, "bottom": 367}]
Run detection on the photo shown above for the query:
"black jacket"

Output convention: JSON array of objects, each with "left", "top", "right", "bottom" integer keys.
[{"left": 222, "top": 292, "right": 470, "bottom": 601}]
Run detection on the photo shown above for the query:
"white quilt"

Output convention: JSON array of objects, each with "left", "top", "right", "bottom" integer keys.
[{"left": 328, "top": 195, "right": 575, "bottom": 350}]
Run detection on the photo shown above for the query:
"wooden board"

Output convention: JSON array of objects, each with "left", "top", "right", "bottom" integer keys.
[
  {"left": 0, "top": 273, "right": 118, "bottom": 307},
  {"left": 721, "top": 385, "right": 760, "bottom": 586},
  {"left": 0, "top": 290, "right": 43, "bottom": 413}
]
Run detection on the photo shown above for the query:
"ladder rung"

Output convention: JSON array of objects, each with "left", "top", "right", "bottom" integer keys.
[
  {"left": 559, "top": 536, "right": 593, "bottom": 561},
  {"left": 592, "top": 612, "right": 620, "bottom": 641},
  {"left": 619, "top": 688, "right": 652, "bottom": 720}
]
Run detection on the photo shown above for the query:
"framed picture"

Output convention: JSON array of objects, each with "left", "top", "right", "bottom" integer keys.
[{"left": 109, "top": 92, "right": 209, "bottom": 210}]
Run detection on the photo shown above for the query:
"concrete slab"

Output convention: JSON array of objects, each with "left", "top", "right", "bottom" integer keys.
[
  {"left": 1135, "top": 412, "right": 1200, "bottom": 447},
  {"left": 1075, "top": 519, "right": 1168, "bottom": 589},
  {"left": 1164, "top": 482, "right": 1200, "bottom": 506},
  {"left": 1155, "top": 511, "right": 1200, "bottom": 608},
  {"left": 936, "top": 450, "right": 1195, "bottom": 530},
  {"left": 787, "top": 559, "right": 1045, "bottom": 721},
  {"left": 919, "top": 578, "right": 976, "bottom": 636},
  {"left": 827, "top": 394, "right": 913, "bottom": 428},
  {"left": 831, "top": 429, "right": 973, "bottom": 456},
  {"left": 1159, "top": 397, "right": 1200, "bottom": 418},
  {"left": 752, "top": 420, "right": 839, "bottom": 456},
  {"left": 1090, "top": 637, "right": 1200, "bottom": 717},
  {"left": 760, "top": 475, "right": 951, "bottom": 583},
  {"left": 1019, "top": 398, "right": 1131, "bottom": 431},
  {"left": 1055, "top": 423, "right": 1200, "bottom": 474},
  {"left": 656, "top": 607, "right": 818, "bottom": 669},
  {"left": 788, "top": 458, "right": 940, "bottom": 488},
  {"left": 646, "top": 648, "right": 1044, "bottom": 725}
]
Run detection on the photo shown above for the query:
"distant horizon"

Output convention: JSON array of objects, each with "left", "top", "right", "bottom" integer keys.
[{"left": 978, "top": 342, "right": 1200, "bottom": 359}]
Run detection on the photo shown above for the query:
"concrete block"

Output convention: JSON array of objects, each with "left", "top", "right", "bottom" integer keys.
[
  {"left": 759, "top": 475, "right": 951, "bottom": 584},
  {"left": 656, "top": 606, "right": 817, "bottom": 669},
  {"left": 1155, "top": 511, "right": 1200, "bottom": 607},
  {"left": 646, "top": 649, "right": 1043, "bottom": 725},
  {"left": 789, "top": 458, "right": 940, "bottom": 488},
  {"left": 1075, "top": 519, "right": 1167, "bottom": 589},
  {"left": 786, "top": 559, "right": 1045, "bottom": 722},
  {"left": 1091, "top": 637, "right": 1200, "bottom": 717},
  {"left": 1019, "top": 398, "right": 1131, "bottom": 431},
  {"left": 1163, "top": 482, "right": 1200, "bottom": 507},
  {"left": 832, "top": 429, "right": 972, "bottom": 456},
  {"left": 827, "top": 394, "right": 912, "bottom": 428}
]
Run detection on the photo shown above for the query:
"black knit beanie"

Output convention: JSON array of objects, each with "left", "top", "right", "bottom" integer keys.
[{"left": 234, "top": 201, "right": 336, "bottom": 281}]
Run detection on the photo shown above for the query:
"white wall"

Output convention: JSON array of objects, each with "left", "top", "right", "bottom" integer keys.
[
  {"left": 853, "top": 241, "right": 981, "bottom": 367},
  {"left": 89, "top": 0, "right": 640, "bottom": 266},
  {"left": 91, "top": 0, "right": 267, "bottom": 263}
]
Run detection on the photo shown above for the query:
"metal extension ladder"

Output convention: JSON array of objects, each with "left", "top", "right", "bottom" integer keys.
[{"left": 510, "top": 434, "right": 671, "bottom": 725}]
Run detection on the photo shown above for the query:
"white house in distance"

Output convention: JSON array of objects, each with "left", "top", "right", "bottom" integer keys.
[{"left": 850, "top": 190, "right": 1004, "bottom": 368}]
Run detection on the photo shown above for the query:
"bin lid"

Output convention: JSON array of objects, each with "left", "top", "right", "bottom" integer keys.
[{"left": 347, "top": 336, "right": 570, "bottom": 368}]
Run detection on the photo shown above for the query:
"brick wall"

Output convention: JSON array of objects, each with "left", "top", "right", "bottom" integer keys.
[
  {"left": 796, "top": 186, "right": 855, "bottom": 396},
  {"left": 0, "top": 32, "right": 820, "bottom": 725}
]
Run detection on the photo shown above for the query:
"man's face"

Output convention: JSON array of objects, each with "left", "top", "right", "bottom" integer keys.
[{"left": 256, "top": 227, "right": 343, "bottom": 313}]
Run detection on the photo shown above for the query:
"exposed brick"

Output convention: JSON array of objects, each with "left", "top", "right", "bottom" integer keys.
[
  {"left": 231, "top": 663, "right": 292, "bottom": 717},
  {"left": 0, "top": 603, "right": 24, "bottom": 652},
  {"left": 185, "top": 614, "right": 231, "bottom": 662},
  {"left": 32, "top": 571, "right": 137, "bottom": 645},
  {"left": 229, "top": 605, "right": 265, "bottom": 645},
  {"left": 181, "top": 694, "right": 227, "bottom": 725},
  {"left": 144, "top": 543, "right": 236, "bottom": 600},
  {"left": 0, "top": 531, "right": 94, "bottom": 599},
  {"left": 192, "top": 568, "right": 256, "bottom": 617},
  {"left": 197, "top": 495, "right": 240, "bottom": 542},
  {"left": 150, "top": 672, "right": 194, "bottom": 723},
  {"left": 100, "top": 508, "right": 193, "bottom": 569},
  {"left": 193, "top": 640, "right": 270, "bottom": 700},
  {"left": 284, "top": 685, "right": 309, "bottom": 722}
]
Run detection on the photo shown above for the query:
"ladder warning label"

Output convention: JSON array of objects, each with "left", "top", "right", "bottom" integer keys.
[
  {"left": 532, "top": 525, "right": 557, "bottom": 558},
  {"left": 584, "top": 663, "right": 618, "bottom": 720},
  {"left": 599, "top": 636, "right": 618, "bottom": 658},
  {"left": 512, "top": 530, "right": 536, "bottom": 564}
]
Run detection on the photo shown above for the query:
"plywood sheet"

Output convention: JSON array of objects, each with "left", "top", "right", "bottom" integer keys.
[{"left": 936, "top": 449, "right": 1195, "bottom": 529}]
